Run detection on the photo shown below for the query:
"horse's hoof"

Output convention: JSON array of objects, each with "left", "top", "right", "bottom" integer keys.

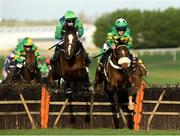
[
  {"left": 115, "top": 113, "right": 120, "bottom": 118},
  {"left": 104, "top": 93, "right": 109, "bottom": 99},
  {"left": 54, "top": 89, "right": 59, "bottom": 94},
  {"left": 82, "top": 89, "right": 90, "bottom": 97},
  {"left": 65, "top": 88, "right": 72, "bottom": 94},
  {"left": 91, "top": 90, "right": 95, "bottom": 95},
  {"left": 128, "top": 103, "right": 134, "bottom": 110}
]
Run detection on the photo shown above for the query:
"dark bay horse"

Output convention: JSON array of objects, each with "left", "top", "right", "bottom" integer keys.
[
  {"left": 129, "top": 57, "right": 148, "bottom": 103},
  {"left": 55, "top": 27, "right": 89, "bottom": 93},
  {"left": 94, "top": 45, "right": 134, "bottom": 127},
  {"left": 21, "top": 50, "right": 40, "bottom": 82},
  {"left": 6, "top": 50, "right": 39, "bottom": 82}
]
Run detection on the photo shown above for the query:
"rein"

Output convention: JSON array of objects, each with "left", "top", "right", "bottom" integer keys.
[{"left": 108, "top": 56, "right": 123, "bottom": 70}]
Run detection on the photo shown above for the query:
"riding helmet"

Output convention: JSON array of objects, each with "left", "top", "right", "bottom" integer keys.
[
  {"left": 23, "top": 37, "right": 33, "bottom": 47},
  {"left": 115, "top": 18, "right": 128, "bottom": 31}
]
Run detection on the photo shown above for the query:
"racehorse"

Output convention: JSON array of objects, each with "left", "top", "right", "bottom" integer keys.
[
  {"left": 94, "top": 45, "right": 134, "bottom": 128},
  {"left": 21, "top": 50, "right": 40, "bottom": 82},
  {"left": 54, "top": 26, "right": 89, "bottom": 93},
  {"left": 6, "top": 50, "right": 40, "bottom": 82},
  {"left": 129, "top": 58, "right": 148, "bottom": 108}
]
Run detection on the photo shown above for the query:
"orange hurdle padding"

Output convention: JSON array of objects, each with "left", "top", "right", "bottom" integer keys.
[
  {"left": 41, "top": 85, "right": 50, "bottom": 128},
  {"left": 134, "top": 84, "right": 146, "bottom": 131},
  {"left": 44, "top": 91, "right": 50, "bottom": 128},
  {"left": 41, "top": 86, "right": 46, "bottom": 128}
]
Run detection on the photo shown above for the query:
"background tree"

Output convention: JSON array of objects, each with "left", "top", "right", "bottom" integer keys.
[{"left": 93, "top": 8, "right": 180, "bottom": 49}]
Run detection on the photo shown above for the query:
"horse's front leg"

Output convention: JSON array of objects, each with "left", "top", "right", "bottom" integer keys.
[
  {"left": 111, "top": 89, "right": 120, "bottom": 129},
  {"left": 94, "top": 67, "right": 104, "bottom": 94},
  {"left": 64, "top": 80, "right": 72, "bottom": 94},
  {"left": 128, "top": 96, "right": 134, "bottom": 110},
  {"left": 127, "top": 82, "right": 135, "bottom": 110}
]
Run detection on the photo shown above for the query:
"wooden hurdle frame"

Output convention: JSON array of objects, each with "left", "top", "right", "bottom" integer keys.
[{"left": 0, "top": 85, "right": 179, "bottom": 130}]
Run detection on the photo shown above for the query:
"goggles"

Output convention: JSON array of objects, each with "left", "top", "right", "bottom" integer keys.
[
  {"left": 116, "top": 27, "right": 127, "bottom": 32},
  {"left": 66, "top": 18, "right": 76, "bottom": 23},
  {"left": 24, "top": 45, "right": 32, "bottom": 48}
]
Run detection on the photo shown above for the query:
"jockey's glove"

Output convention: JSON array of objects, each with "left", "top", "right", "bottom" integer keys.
[
  {"left": 20, "top": 56, "right": 25, "bottom": 60},
  {"left": 111, "top": 43, "right": 116, "bottom": 50},
  {"left": 17, "top": 63, "right": 23, "bottom": 68},
  {"left": 76, "top": 32, "right": 80, "bottom": 38}
]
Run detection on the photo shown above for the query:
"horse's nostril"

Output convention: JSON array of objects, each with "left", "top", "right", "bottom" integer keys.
[
  {"left": 122, "top": 63, "right": 129, "bottom": 68},
  {"left": 118, "top": 57, "right": 131, "bottom": 68}
]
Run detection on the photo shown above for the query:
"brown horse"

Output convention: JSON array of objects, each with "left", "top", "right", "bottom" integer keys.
[
  {"left": 129, "top": 58, "right": 148, "bottom": 109},
  {"left": 21, "top": 50, "right": 40, "bottom": 82},
  {"left": 55, "top": 26, "right": 89, "bottom": 93},
  {"left": 94, "top": 45, "right": 135, "bottom": 128},
  {"left": 6, "top": 50, "right": 39, "bottom": 82}
]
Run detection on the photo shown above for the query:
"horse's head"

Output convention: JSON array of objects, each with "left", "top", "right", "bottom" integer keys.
[
  {"left": 113, "top": 45, "right": 132, "bottom": 69},
  {"left": 24, "top": 50, "right": 36, "bottom": 73},
  {"left": 63, "top": 27, "right": 78, "bottom": 59},
  {"left": 130, "top": 59, "right": 148, "bottom": 93},
  {"left": 135, "top": 59, "right": 148, "bottom": 77}
]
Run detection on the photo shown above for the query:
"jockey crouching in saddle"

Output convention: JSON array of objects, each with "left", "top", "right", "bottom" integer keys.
[
  {"left": 2, "top": 51, "right": 17, "bottom": 79},
  {"left": 98, "top": 18, "right": 145, "bottom": 95},
  {"left": 51, "top": 10, "right": 91, "bottom": 92},
  {"left": 13, "top": 37, "right": 46, "bottom": 81}
]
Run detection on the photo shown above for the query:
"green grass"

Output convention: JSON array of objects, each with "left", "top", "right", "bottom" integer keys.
[
  {"left": 138, "top": 52, "right": 180, "bottom": 85},
  {"left": 1, "top": 51, "right": 180, "bottom": 85},
  {"left": 0, "top": 128, "right": 180, "bottom": 135}
]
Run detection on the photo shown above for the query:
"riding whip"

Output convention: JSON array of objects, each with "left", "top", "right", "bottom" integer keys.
[
  {"left": 48, "top": 40, "right": 64, "bottom": 50},
  {"left": 93, "top": 52, "right": 105, "bottom": 59}
]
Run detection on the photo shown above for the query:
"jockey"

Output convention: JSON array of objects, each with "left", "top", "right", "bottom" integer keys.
[
  {"left": 40, "top": 60, "right": 50, "bottom": 85},
  {"left": 51, "top": 10, "right": 91, "bottom": 79},
  {"left": 40, "top": 59, "right": 50, "bottom": 78},
  {"left": 99, "top": 18, "right": 133, "bottom": 67},
  {"left": 45, "top": 58, "right": 51, "bottom": 71},
  {"left": 2, "top": 51, "right": 17, "bottom": 79},
  {"left": 13, "top": 37, "right": 42, "bottom": 80}
]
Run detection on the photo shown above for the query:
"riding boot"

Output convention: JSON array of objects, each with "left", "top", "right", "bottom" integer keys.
[
  {"left": 99, "top": 48, "right": 112, "bottom": 68},
  {"left": 51, "top": 46, "right": 61, "bottom": 80},
  {"left": 85, "top": 54, "right": 91, "bottom": 67},
  {"left": 50, "top": 58, "right": 59, "bottom": 80},
  {"left": 13, "top": 67, "right": 21, "bottom": 80}
]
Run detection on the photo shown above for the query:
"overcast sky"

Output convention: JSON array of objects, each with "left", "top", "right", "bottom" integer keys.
[{"left": 1, "top": 0, "right": 180, "bottom": 20}]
